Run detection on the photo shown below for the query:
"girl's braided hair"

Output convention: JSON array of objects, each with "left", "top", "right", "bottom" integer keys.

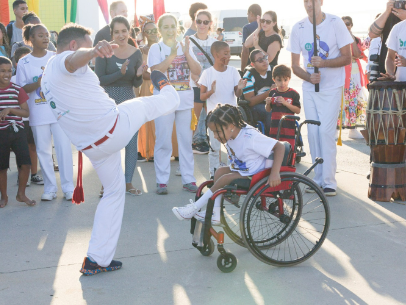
[{"left": 205, "top": 104, "right": 246, "bottom": 151}]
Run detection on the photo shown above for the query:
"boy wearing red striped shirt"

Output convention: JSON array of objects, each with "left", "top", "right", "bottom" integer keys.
[
  {"left": 0, "top": 56, "right": 35, "bottom": 208},
  {"left": 265, "top": 64, "right": 301, "bottom": 148}
]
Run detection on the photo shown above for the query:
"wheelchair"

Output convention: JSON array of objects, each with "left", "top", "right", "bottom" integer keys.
[
  {"left": 190, "top": 115, "right": 329, "bottom": 273},
  {"left": 237, "top": 99, "right": 307, "bottom": 163}
]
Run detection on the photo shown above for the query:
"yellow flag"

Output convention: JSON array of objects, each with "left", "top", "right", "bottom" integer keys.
[
  {"left": 26, "top": 0, "right": 40, "bottom": 15},
  {"left": 337, "top": 88, "right": 344, "bottom": 146}
]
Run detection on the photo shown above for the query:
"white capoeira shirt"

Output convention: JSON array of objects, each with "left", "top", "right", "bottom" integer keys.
[
  {"left": 42, "top": 51, "right": 118, "bottom": 150},
  {"left": 287, "top": 13, "right": 353, "bottom": 92},
  {"left": 386, "top": 19, "right": 406, "bottom": 82},
  {"left": 226, "top": 126, "right": 278, "bottom": 177}
]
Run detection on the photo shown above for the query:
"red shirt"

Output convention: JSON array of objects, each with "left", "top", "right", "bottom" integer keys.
[{"left": 0, "top": 82, "right": 29, "bottom": 130}]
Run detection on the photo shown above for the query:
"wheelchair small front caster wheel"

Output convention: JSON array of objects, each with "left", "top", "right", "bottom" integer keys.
[
  {"left": 217, "top": 253, "right": 237, "bottom": 273},
  {"left": 200, "top": 239, "right": 215, "bottom": 257}
]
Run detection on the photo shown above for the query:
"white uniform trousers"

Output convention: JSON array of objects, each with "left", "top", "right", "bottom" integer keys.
[
  {"left": 208, "top": 129, "right": 222, "bottom": 177},
  {"left": 154, "top": 108, "right": 196, "bottom": 185},
  {"left": 31, "top": 123, "right": 74, "bottom": 194},
  {"left": 303, "top": 87, "right": 342, "bottom": 190},
  {"left": 83, "top": 86, "right": 180, "bottom": 267}
]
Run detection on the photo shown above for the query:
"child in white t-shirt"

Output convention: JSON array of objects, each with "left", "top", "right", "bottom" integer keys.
[
  {"left": 198, "top": 41, "right": 247, "bottom": 177},
  {"left": 385, "top": 19, "right": 406, "bottom": 82},
  {"left": 172, "top": 104, "right": 285, "bottom": 224}
]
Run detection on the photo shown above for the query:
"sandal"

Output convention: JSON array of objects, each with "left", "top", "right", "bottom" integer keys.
[{"left": 126, "top": 188, "right": 142, "bottom": 196}]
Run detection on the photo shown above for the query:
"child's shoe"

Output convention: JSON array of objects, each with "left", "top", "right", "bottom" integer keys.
[
  {"left": 183, "top": 182, "right": 197, "bottom": 193},
  {"left": 156, "top": 184, "right": 168, "bottom": 195},
  {"left": 172, "top": 200, "right": 199, "bottom": 220},
  {"left": 194, "top": 207, "right": 221, "bottom": 226}
]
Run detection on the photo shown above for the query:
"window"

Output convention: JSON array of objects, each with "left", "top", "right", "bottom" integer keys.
[{"left": 223, "top": 17, "right": 247, "bottom": 32}]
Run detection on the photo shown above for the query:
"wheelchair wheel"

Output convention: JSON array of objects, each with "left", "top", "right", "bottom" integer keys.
[
  {"left": 199, "top": 238, "right": 215, "bottom": 257},
  {"left": 295, "top": 146, "right": 303, "bottom": 163},
  {"left": 220, "top": 195, "right": 246, "bottom": 248},
  {"left": 217, "top": 253, "right": 237, "bottom": 273},
  {"left": 242, "top": 183, "right": 302, "bottom": 251},
  {"left": 240, "top": 172, "right": 330, "bottom": 267}
]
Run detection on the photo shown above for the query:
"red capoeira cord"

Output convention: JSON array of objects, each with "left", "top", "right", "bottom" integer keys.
[{"left": 72, "top": 151, "right": 85, "bottom": 204}]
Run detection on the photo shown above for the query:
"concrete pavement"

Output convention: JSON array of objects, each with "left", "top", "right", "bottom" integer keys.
[{"left": 1, "top": 50, "right": 406, "bottom": 305}]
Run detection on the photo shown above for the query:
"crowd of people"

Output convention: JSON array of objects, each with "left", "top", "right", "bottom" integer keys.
[{"left": 1, "top": 0, "right": 405, "bottom": 275}]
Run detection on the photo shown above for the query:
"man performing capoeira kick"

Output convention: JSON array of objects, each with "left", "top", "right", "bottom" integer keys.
[{"left": 42, "top": 23, "right": 179, "bottom": 275}]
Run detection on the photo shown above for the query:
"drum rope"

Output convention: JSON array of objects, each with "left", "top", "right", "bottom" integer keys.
[{"left": 366, "top": 88, "right": 406, "bottom": 145}]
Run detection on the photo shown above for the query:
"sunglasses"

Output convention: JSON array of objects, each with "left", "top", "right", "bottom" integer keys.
[
  {"left": 255, "top": 55, "right": 269, "bottom": 63},
  {"left": 196, "top": 19, "right": 210, "bottom": 25},
  {"left": 260, "top": 19, "right": 273, "bottom": 25},
  {"left": 144, "top": 28, "right": 158, "bottom": 34},
  {"left": 345, "top": 22, "right": 352, "bottom": 26}
]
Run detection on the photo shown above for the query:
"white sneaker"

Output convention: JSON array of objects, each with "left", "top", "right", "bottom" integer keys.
[
  {"left": 219, "top": 162, "right": 227, "bottom": 168},
  {"left": 172, "top": 199, "right": 199, "bottom": 220},
  {"left": 175, "top": 166, "right": 181, "bottom": 176},
  {"left": 194, "top": 207, "right": 221, "bottom": 226},
  {"left": 41, "top": 192, "right": 57, "bottom": 201},
  {"left": 64, "top": 191, "right": 73, "bottom": 201}
]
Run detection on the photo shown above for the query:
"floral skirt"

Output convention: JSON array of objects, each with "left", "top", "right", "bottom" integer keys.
[{"left": 337, "top": 62, "right": 367, "bottom": 128}]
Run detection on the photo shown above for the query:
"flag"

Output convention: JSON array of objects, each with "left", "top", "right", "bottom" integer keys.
[
  {"left": 97, "top": 0, "right": 109, "bottom": 24},
  {"left": 0, "top": 0, "right": 10, "bottom": 25},
  {"left": 153, "top": 0, "right": 165, "bottom": 22},
  {"left": 70, "top": 0, "right": 77, "bottom": 22},
  {"left": 133, "top": 0, "right": 139, "bottom": 27},
  {"left": 27, "top": 0, "right": 40, "bottom": 15}
]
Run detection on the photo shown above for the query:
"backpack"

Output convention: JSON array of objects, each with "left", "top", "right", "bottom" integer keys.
[{"left": 6, "top": 21, "right": 15, "bottom": 45}]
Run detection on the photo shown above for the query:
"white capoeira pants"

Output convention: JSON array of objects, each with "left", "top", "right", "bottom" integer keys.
[
  {"left": 83, "top": 86, "right": 180, "bottom": 267},
  {"left": 31, "top": 123, "right": 74, "bottom": 194},
  {"left": 303, "top": 87, "right": 342, "bottom": 190},
  {"left": 154, "top": 108, "right": 196, "bottom": 185}
]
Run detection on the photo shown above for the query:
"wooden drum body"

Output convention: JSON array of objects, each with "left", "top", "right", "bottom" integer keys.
[
  {"left": 365, "top": 81, "right": 406, "bottom": 201},
  {"left": 369, "top": 163, "right": 406, "bottom": 201}
]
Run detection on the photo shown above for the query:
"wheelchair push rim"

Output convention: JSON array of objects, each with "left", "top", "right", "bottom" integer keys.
[{"left": 240, "top": 172, "right": 330, "bottom": 267}]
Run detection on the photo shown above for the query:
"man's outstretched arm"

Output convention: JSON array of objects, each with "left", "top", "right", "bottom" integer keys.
[{"left": 65, "top": 40, "right": 118, "bottom": 73}]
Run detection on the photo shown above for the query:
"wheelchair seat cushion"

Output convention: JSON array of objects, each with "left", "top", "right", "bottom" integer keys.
[{"left": 227, "top": 178, "right": 251, "bottom": 191}]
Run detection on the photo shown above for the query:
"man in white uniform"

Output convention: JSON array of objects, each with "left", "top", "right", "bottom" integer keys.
[
  {"left": 42, "top": 23, "right": 180, "bottom": 275},
  {"left": 384, "top": 19, "right": 406, "bottom": 81},
  {"left": 287, "top": 0, "right": 352, "bottom": 196}
]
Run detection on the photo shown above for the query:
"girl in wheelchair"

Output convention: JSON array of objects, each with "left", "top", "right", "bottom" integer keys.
[{"left": 172, "top": 104, "right": 286, "bottom": 224}]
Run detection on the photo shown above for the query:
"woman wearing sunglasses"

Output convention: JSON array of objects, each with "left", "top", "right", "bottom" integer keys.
[
  {"left": 337, "top": 16, "right": 368, "bottom": 139},
  {"left": 147, "top": 13, "right": 202, "bottom": 195},
  {"left": 189, "top": 10, "right": 217, "bottom": 154},
  {"left": 244, "top": 11, "right": 282, "bottom": 69}
]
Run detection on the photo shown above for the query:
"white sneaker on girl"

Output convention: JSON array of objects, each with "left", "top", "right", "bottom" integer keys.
[{"left": 172, "top": 199, "right": 199, "bottom": 220}]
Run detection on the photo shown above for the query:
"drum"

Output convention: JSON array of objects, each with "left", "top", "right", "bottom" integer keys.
[
  {"left": 368, "top": 163, "right": 406, "bottom": 201},
  {"left": 365, "top": 81, "right": 406, "bottom": 201},
  {"left": 366, "top": 81, "right": 406, "bottom": 163}
]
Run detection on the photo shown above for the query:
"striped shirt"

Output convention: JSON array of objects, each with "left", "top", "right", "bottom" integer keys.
[{"left": 0, "top": 82, "right": 29, "bottom": 130}]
